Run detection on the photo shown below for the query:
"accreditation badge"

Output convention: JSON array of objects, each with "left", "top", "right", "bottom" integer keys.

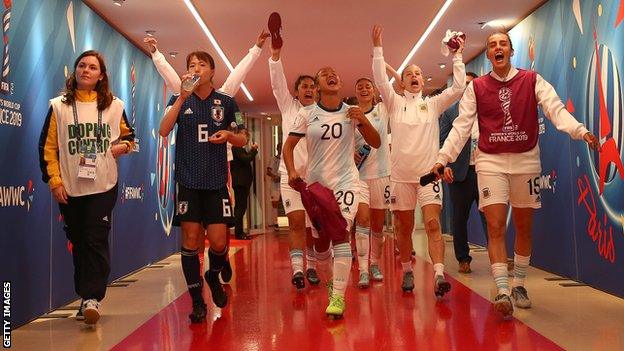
[{"left": 77, "top": 144, "right": 97, "bottom": 180}]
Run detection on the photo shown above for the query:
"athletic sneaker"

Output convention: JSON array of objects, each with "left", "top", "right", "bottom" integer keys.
[
  {"left": 434, "top": 275, "right": 451, "bottom": 299},
  {"left": 188, "top": 301, "right": 207, "bottom": 324},
  {"left": 75, "top": 300, "right": 85, "bottom": 321},
  {"left": 305, "top": 268, "right": 320, "bottom": 285},
  {"left": 370, "top": 265, "right": 383, "bottom": 281},
  {"left": 511, "top": 286, "right": 532, "bottom": 309},
  {"left": 205, "top": 270, "right": 228, "bottom": 308},
  {"left": 494, "top": 294, "right": 514, "bottom": 319},
  {"left": 291, "top": 271, "right": 305, "bottom": 290},
  {"left": 83, "top": 299, "right": 100, "bottom": 325},
  {"left": 401, "top": 271, "right": 414, "bottom": 292},
  {"left": 357, "top": 272, "right": 370, "bottom": 289},
  {"left": 325, "top": 295, "right": 345, "bottom": 319},
  {"left": 221, "top": 260, "right": 232, "bottom": 283}
]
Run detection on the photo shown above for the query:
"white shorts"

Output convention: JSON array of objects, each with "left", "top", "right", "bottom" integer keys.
[
  {"left": 477, "top": 172, "right": 542, "bottom": 210},
  {"left": 358, "top": 179, "right": 370, "bottom": 205},
  {"left": 280, "top": 174, "right": 304, "bottom": 214},
  {"left": 389, "top": 181, "right": 443, "bottom": 211},
  {"left": 334, "top": 184, "right": 360, "bottom": 225},
  {"left": 365, "top": 176, "right": 390, "bottom": 209}
]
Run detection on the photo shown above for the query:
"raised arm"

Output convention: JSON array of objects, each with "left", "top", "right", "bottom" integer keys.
[
  {"left": 219, "top": 30, "right": 269, "bottom": 97},
  {"left": 371, "top": 25, "right": 402, "bottom": 112},
  {"left": 268, "top": 42, "right": 297, "bottom": 113},
  {"left": 429, "top": 37, "right": 466, "bottom": 116},
  {"left": 144, "top": 37, "right": 182, "bottom": 94}
]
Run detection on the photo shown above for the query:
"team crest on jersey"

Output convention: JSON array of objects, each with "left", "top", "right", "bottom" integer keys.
[
  {"left": 342, "top": 206, "right": 350, "bottom": 213},
  {"left": 213, "top": 99, "right": 221, "bottom": 105},
  {"left": 482, "top": 187, "right": 491, "bottom": 199},
  {"left": 178, "top": 201, "right": 188, "bottom": 215},
  {"left": 212, "top": 106, "right": 224, "bottom": 124},
  {"left": 285, "top": 199, "right": 291, "bottom": 207},
  {"left": 535, "top": 195, "right": 541, "bottom": 203},
  {"left": 434, "top": 194, "right": 441, "bottom": 200},
  {"left": 419, "top": 104, "right": 428, "bottom": 112},
  {"left": 390, "top": 195, "right": 396, "bottom": 204}
]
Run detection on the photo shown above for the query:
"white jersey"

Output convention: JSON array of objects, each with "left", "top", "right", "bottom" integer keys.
[
  {"left": 269, "top": 57, "right": 308, "bottom": 175},
  {"left": 290, "top": 103, "right": 358, "bottom": 190},
  {"left": 355, "top": 103, "right": 390, "bottom": 180},
  {"left": 372, "top": 46, "right": 465, "bottom": 183}
]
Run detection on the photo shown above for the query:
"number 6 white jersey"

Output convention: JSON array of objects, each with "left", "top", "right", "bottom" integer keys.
[{"left": 290, "top": 102, "right": 359, "bottom": 190}]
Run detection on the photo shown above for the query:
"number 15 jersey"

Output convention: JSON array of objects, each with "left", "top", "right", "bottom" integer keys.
[{"left": 290, "top": 102, "right": 359, "bottom": 191}]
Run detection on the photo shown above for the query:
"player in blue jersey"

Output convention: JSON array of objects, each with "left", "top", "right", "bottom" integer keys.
[
  {"left": 283, "top": 66, "right": 380, "bottom": 319},
  {"left": 159, "top": 51, "right": 247, "bottom": 323}
]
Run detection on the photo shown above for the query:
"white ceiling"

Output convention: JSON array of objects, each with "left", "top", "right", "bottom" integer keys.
[{"left": 84, "top": 0, "right": 546, "bottom": 116}]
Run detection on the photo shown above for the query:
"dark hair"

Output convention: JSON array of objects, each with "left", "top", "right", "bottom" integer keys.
[
  {"left": 486, "top": 32, "right": 514, "bottom": 51},
  {"left": 186, "top": 51, "right": 215, "bottom": 70},
  {"left": 355, "top": 77, "right": 373, "bottom": 86},
  {"left": 62, "top": 50, "right": 113, "bottom": 111},
  {"left": 294, "top": 75, "right": 314, "bottom": 92},
  {"left": 466, "top": 72, "right": 478, "bottom": 79}
]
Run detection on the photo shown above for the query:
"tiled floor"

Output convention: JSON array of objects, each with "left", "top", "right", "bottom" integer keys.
[{"left": 11, "top": 231, "right": 624, "bottom": 350}]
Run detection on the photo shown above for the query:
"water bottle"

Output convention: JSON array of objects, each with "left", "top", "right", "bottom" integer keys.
[
  {"left": 356, "top": 144, "right": 371, "bottom": 170},
  {"left": 182, "top": 74, "right": 201, "bottom": 92}
]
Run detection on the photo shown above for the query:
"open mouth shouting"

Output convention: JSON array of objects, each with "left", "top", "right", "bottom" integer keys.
[
  {"left": 494, "top": 51, "right": 505, "bottom": 63},
  {"left": 327, "top": 76, "right": 338, "bottom": 87}
]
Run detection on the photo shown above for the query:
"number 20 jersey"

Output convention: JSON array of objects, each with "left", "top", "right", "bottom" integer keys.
[{"left": 290, "top": 102, "right": 359, "bottom": 191}]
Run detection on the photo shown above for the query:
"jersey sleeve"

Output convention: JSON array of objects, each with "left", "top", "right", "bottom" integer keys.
[{"left": 289, "top": 107, "right": 309, "bottom": 136}]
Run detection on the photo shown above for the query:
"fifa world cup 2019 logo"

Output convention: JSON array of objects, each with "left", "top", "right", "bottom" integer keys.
[
  {"left": 499, "top": 87, "right": 515, "bottom": 132},
  {"left": 585, "top": 36, "right": 624, "bottom": 224},
  {"left": 0, "top": 0, "right": 11, "bottom": 95},
  {"left": 157, "top": 135, "right": 175, "bottom": 235}
]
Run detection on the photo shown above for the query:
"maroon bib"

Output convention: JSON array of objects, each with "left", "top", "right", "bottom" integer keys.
[{"left": 473, "top": 69, "right": 539, "bottom": 153}]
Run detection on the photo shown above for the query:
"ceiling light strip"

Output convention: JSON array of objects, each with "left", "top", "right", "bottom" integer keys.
[
  {"left": 182, "top": 0, "right": 254, "bottom": 101},
  {"left": 390, "top": 0, "right": 454, "bottom": 84}
]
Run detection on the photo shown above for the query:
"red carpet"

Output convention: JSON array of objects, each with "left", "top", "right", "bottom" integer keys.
[{"left": 112, "top": 234, "right": 562, "bottom": 351}]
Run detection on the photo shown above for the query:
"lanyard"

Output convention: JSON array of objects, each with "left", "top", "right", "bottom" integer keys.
[{"left": 72, "top": 101, "right": 103, "bottom": 147}]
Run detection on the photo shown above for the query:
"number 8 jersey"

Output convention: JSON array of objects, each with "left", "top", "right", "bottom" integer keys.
[
  {"left": 167, "top": 90, "right": 243, "bottom": 190},
  {"left": 290, "top": 102, "right": 359, "bottom": 191}
]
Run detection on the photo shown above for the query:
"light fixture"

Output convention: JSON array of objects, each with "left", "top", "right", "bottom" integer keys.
[
  {"left": 438, "top": 63, "right": 446, "bottom": 69},
  {"left": 267, "top": 117, "right": 272, "bottom": 120},
  {"left": 480, "top": 19, "right": 513, "bottom": 30},
  {"left": 390, "top": 0, "right": 454, "bottom": 84},
  {"left": 113, "top": 0, "right": 124, "bottom": 6},
  {"left": 182, "top": 0, "right": 254, "bottom": 102},
  {"left": 169, "top": 51, "right": 178, "bottom": 58},
  {"left": 427, "top": 76, "right": 433, "bottom": 82},
  {"left": 145, "top": 30, "right": 156, "bottom": 37}
]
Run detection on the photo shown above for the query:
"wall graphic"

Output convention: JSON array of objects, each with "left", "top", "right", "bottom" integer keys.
[
  {"left": 0, "top": 0, "right": 180, "bottom": 326},
  {"left": 464, "top": 0, "right": 624, "bottom": 297}
]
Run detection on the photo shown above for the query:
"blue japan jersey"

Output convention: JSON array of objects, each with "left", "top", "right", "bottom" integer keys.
[{"left": 169, "top": 90, "right": 244, "bottom": 189}]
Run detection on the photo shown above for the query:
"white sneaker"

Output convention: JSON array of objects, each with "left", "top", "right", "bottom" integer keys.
[
  {"left": 83, "top": 299, "right": 100, "bottom": 325},
  {"left": 75, "top": 300, "right": 85, "bottom": 321}
]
